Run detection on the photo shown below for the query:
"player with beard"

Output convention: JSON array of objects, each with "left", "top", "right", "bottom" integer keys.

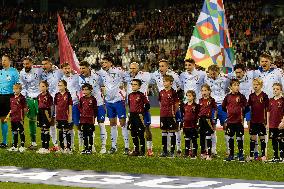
[
  {"left": 19, "top": 56, "right": 43, "bottom": 149},
  {"left": 0, "top": 54, "right": 19, "bottom": 148}
]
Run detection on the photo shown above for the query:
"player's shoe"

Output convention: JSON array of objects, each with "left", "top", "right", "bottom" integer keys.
[
  {"left": 8, "top": 147, "right": 18, "bottom": 152},
  {"left": 159, "top": 151, "right": 168, "bottom": 157},
  {"left": 86, "top": 150, "right": 92, "bottom": 155},
  {"left": 200, "top": 153, "right": 207, "bottom": 160},
  {"left": 146, "top": 149, "right": 154, "bottom": 157},
  {"left": 129, "top": 151, "right": 140, "bottom": 156},
  {"left": 64, "top": 148, "right": 73, "bottom": 154},
  {"left": 246, "top": 156, "right": 254, "bottom": 162},
  {"left": 238, "top": 154, "right": 245, "bottom": 162},
  {"left": 267, "top": 157, "right": 280, "bottom": 163},
  {"left": 18, "top": 147, "right": 26, "bottom": 153},
  {"left": 167, "top": 152, "right": 175, "bottom": 158},
  {"left": 123, "top": 148, "right": 129, "bottom": 155},
  {"left": 108, "top": 147, "right": 117, "bottom": 154},
  {"left": 81, "top": 150, "right": 87, "bottom": 154},
  {"left": 224, "top": 155, "right": 235, "bottom": 162},
  {"left": 254, "top": 152, "right": 259, "bottom": 160},
  {"left": 191, "top": 155, "right": 197, "bottom": 160},
  {"left": 43, "top": 148, "right": 50, "bottom": 154},
  {"left": 0, "top": 143, "right": 8, "bottom": 148},
  {"left": 49, "top": 145, "right": 60, "bottom": 152},
  {"left": 92, "top": 146, "right": 96, "bottom": 153},
  {"left": 206, "top": 155, "right": 212, "bottom": 161},
  {"left": 56, "top": 148, "right": 65, "bottom": 154},
  {"left": 36, "top": 148, "right": 46, "bottom": 154},
  {"left": 100, "top": 147, "right": 107, "bottom": 154},
  {"left": 261, "top": 156, "right": 267, "bottom": 162},
  {"left": 28, "top": 142, "right": 37, "bottom": 150},
  {"left": 176, "top": 150, "right": 182, "bottom": 157}
]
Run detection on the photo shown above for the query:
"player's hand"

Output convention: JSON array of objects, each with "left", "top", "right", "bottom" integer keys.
[
  {"left": 4, "top": 118, "right": 8, "bottom": 122},
  {"left": 68, "top": 116, "right": 72, "bottom": 124}
]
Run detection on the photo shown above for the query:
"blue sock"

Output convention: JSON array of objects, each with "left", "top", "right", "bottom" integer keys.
[{"left": 1, "top": 122, "right": 8, "bottom": 145}]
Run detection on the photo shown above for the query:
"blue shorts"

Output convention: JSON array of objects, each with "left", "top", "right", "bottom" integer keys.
[
  {"left": 212, "top": 105, "right": 227, "bottom": 125},
  {"left": 144, "top": 111, "right": 151, "bottom": 126},
  {"left": 175, "top": 109, "right": 183, "bottom": 123},
  {"left": 245, "top": 110, "right": 251, "bottom": 122},
  {"left": 106, "top": 100, "right": 126, "bottom": 119},
  {"left": 72, "top": 104, "right": 80, "bottom": 126},
  {"left": 97, "top": 105, "right": 106, "bottom": 122}
]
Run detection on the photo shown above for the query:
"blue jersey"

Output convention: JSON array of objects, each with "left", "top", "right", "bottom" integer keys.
[
  {"left": 19, "top": 68, "right": 43, "bottom": 98},
  {"left": 41, "top": 69, "right": 63, "bottom": 98},
  {"left": 0, "top": 67, "right": 19, "bottom": 94}
]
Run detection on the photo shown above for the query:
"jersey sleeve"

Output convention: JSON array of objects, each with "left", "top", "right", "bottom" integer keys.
[
  {"left": 54, "top": 94, "right": 58, "bottom": 105},
  {"left": 149, "top": 72, "right": 156, "bottom": 85},
  {"left": 179, "top": 74, "right": 184, "bottom": 90},
  {"left": 19, "top": 71, "right": 27, "bottom": 97}
]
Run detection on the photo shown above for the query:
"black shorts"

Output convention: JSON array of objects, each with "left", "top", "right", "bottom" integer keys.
[
  {"left": 183, "top": 128, "right": 199, "bottom": 139},
  {"left": 249, "top": 123, "right": 266, "bottom": 136},
  {"left": 11, "top": 121, "right": 24, "bottom": 132},
  {"left": 37, "top": 109, "right": 51, "bottom": 128},
  {"left": 0, "top": 94, "right": 12, "bottom": 117},
  {"left": 160, "top": 117, "right": 178, "bottom": 132},
  {"left": 269, "top": 128, "right": 284, "bottom": 139},
  {"left": 57, "top": 120, "right": 72, "bottom": 130},
  {"left": 80, "top": 123, "right": 95, "bottom": 132},
  {"left": 128, "top": 113, "right": 145, "bottom": 133},
  {"left": 199, "top": 117, "right": 214, "bottom": 136},
  {"left": 226, "top": 123, "right": 244, "bottom": 137}
]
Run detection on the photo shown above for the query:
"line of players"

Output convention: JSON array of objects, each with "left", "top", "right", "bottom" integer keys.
[{"left": 0, "top": 53, "right": 284, "bottom": 161}]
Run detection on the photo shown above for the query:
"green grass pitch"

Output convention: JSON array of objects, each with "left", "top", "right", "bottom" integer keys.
[{"left": 0, "top": 107, "right": 284, "bottom": 188}]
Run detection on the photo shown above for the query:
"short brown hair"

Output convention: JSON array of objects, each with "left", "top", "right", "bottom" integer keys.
[
  {"left": 208, "top": 64, "right": 220, "bottom": 73},
  {"left": 61, "top": 62, "right": 70, "bottom": 68},
  {"left": 163, "top": 75, "right": 174, "bottom": 82},
  {"left": 186, "top": 90, "right": 196, "bottom": 102},
  {"left": 230, "top": 79, "right": 240, "bottom": 86},
  {"left": 13, "top": 83, "right": 22, "bottom": 90},
  {"left": 259, "top": 53, "right": 273, "bottom": 62},
  {"left": 201, "top": 83, "right": 211, "bottom": 92},
  {"left": 253, "top": 78, "right": 263, "bottom": 87},
  {"left": 273, "top": 83, "right": 283, "bottom": 91},
  {"left": 79, "top": 61, "right": 90, "bottom": 68},
  {"left": 184, "top": 58, "right": 195, "bottom": 64}
]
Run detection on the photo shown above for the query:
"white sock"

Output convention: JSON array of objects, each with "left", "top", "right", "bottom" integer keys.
[
  {"left": 50, "top": 125, "right": 57, "bottom": 146},
  {"left": 110, "top": 126, "right": 118, "bottom": 149},
  {"left": 70, "top": 129, "right": 75, "bottom": 148},
  {"left": 167, "top": 134, "right": 171, "bottom": 151},
  {"left": 78, "top": 130, "right": 83, "bottom": 147},
  {"left": 99, "top": 123, "right": 107, "bottom": 147},
  {"left": 146, "top": 141, "right": 152, "bottom": 150},
  {"left": 122, "top": 126, "right": 129, "bottom": 149},
  {"left": 225, "top": 134, "right": 229, "bottom": 154},
  {"left": 212, "top": 131, "right": 217, "bottom": 153},
  {"left": 175, "top": 130, "right": 182, "bottom": 151}
]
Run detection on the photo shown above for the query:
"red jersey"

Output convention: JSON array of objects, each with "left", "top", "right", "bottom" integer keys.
[
  {"left": 222, "top": 92, "right": 247, "bottom": 124},
  {"left": 128, "top": 91, "right": 149, "bottom": 113},
  {"left": 10, "top": 94, "right": 26, "bottom": 122},
  {"left": 79, "top": 95, "right": 97, "bottom": 124},
  {"left": 268, "top": 97, "right": 284, "bottom": 128},
  {"left": 159, "top": 88, "right": 179, "bottom": 117},
  {"left": 54, "top": 91, "right": 73, "bottom": 121},
  {"left": 248, "top": 91, "right": 269, "bottom": 124},
  {"left": 198, "top": 97, "right": 217, "bottom": 118},
  {"left": 38, "top": 92, "right": 53, "bottom": 110},
  {"left": 183, "top": 102, "right": 199, "bottom": 128}
]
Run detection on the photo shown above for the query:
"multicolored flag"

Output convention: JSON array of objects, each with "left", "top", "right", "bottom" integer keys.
[
  {"left": 185, "top": 0, "right": 235, "bottom": 72},
  {"left": 57, "top": 14, "right": 80, "bottom": 73}
]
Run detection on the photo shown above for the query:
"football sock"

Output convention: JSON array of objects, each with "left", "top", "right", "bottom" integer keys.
[
  {"left": 254, "top": 135, "right": 259, "bottom": 154},
  {"left": 184, "top": 137, "right": 190, "bottom": 155},
  {"left": 41, "top": 130, "right": 45, "bottom": 148},
  {"left": 89, "top": 127, "right": 94, "bottom": 151},
  {"left": 272, "top": 138, "right": 279, "bottom": 158},
  {"left": 83, "top": 127, "right": 88, "bottom": 151},
  {"left": 99, "top": 123, "right": 107, "bottom": 147},
  {"left": 206, "top": 135, "right": 212, "bottom": 156},
  {"left": 192, "top": 138, "right": 198, "bottom": 156},
  {"left": 211, "top": 131, "right": 217, "bottom": 153},
  {"left": 78, "top": 130, "right": 83, "bottom": 147},
  {"left": 13, "top": 131, "right": 18, "bottom": 148},
  {"left": 131, "top": 130, "right": 139, "bottom": 152},
  {"left": 250, "top": 139, "right": 256, "bottom": 157},
  {"left": 110, "top": 126, "right": 118, "bottom": 149},
  {"left": 29, "top": 120, "right": 36, "bottom": 143},
  {"left": 225, "top": 134, "right": 229, "bottom": 154},
  {"left": 200, "top": 133, "right": 206, "bottom": 154},
  {"left": 1, "top": 122, "right": 8, "bottom": 145},
  {"left": 19, "top": 129, "right": 25, "bottom": 147},
  {"left": 146, "top": 141, "right": 152, "bottom": 150},
  {"left": 66, "top": 130, "right": 72, "bottom": 150},
  {"left": 175, "top": 130, "right": 181, "bottom": 151},
  {"left": 50, "top": 125, "right": 57, "bottom": 146},
  {"left": 44, "top": 130, "right": 50, "bottom": 149},
  {"left": 59, "top": 130, "right": 64, "bottom": 149},
  {"left": 70, "top": 129, "right": 75, "bottom": 148},
  {"left": 162, "top": 132, "right": 168, "bottom": 153},
  {"left": 237, "top": 136, "right": 244, "bottom": 156},
  {"left": 169, "top": 132, "right": 176, "bottom": 154},
  {"left": 229, "top": 137, "right": 234, "bottom": 156},
  {"left": 139, "top": 132, "right": 145, "bottom": 154},
  {"left": 279, "top": 138, "right": 284, "bottom": 159},
  {"left": 260, "top": 139, "right": 266, "bottom": 157},
  {"left": 122, "top": 126, "right": 129, "bottom": 149}
]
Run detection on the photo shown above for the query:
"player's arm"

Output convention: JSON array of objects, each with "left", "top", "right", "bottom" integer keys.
[
  {"left": 4, "top": 111, "right": 11, "bottom": 122},
  {"left": 68, "top": 105, "right": 72, "bottom": 123},
  {"left": 93, "top": 97, "right": 97, "bottom": 123},
  {"left": 266, "top": 111, "right": 270, "bottom": 130},
  {"left": 45, "top": 110, "right": 52, "bottom": 123}
]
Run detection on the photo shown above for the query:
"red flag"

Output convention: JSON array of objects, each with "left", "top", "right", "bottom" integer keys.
[{"left": 57, "top": 14, "right": 80, "bottom": 73}]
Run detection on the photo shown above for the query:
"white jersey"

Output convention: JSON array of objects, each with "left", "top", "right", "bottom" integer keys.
[
  {"left": 179, "top": 69, "right": 206, "bottom": 100},
  {"left": 19, "top": 68, "right": 43, "bottom": 98},
  {"left": 227, "top": 70, "right": 255, "bottom": 99},
  {"left": 62, "top": 74, "right": 80, "bottom": 104},
  {"left": 41, "top": 69, "right": 63, "bottom": 98},
  {"left": 205, "top": 75, "right": 229, "bottom": 104},
  {"left": 125, "top": 71, "right": 151, "bottom": 95},
  {"left": 79, "top": 71, "right": 104, "bottom": 106},
  {"left": 254, "top": 68, "right": 284, "bottom": 98},
  {"left": 150, "top": 70, "right": 181, "bottom": 92},
  {"left": 97, "top": 67, "right": 126, "bottom": 103}
]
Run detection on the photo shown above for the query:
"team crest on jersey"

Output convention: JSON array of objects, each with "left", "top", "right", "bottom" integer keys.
[
  {"left": 278, "top": 101, "right": 282, "bottom": 107},
  {"left": 236, "top": 97, "right": 240, "bottom": 102},
  {"left": 259, "top": 97, "right": 263, "bottom": 103},
  {"left": 136, "top": 97, "right": 140, "bottom": 101},
  {"left": 6, "top": 75, "right": 11, "bottom": 81}
]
